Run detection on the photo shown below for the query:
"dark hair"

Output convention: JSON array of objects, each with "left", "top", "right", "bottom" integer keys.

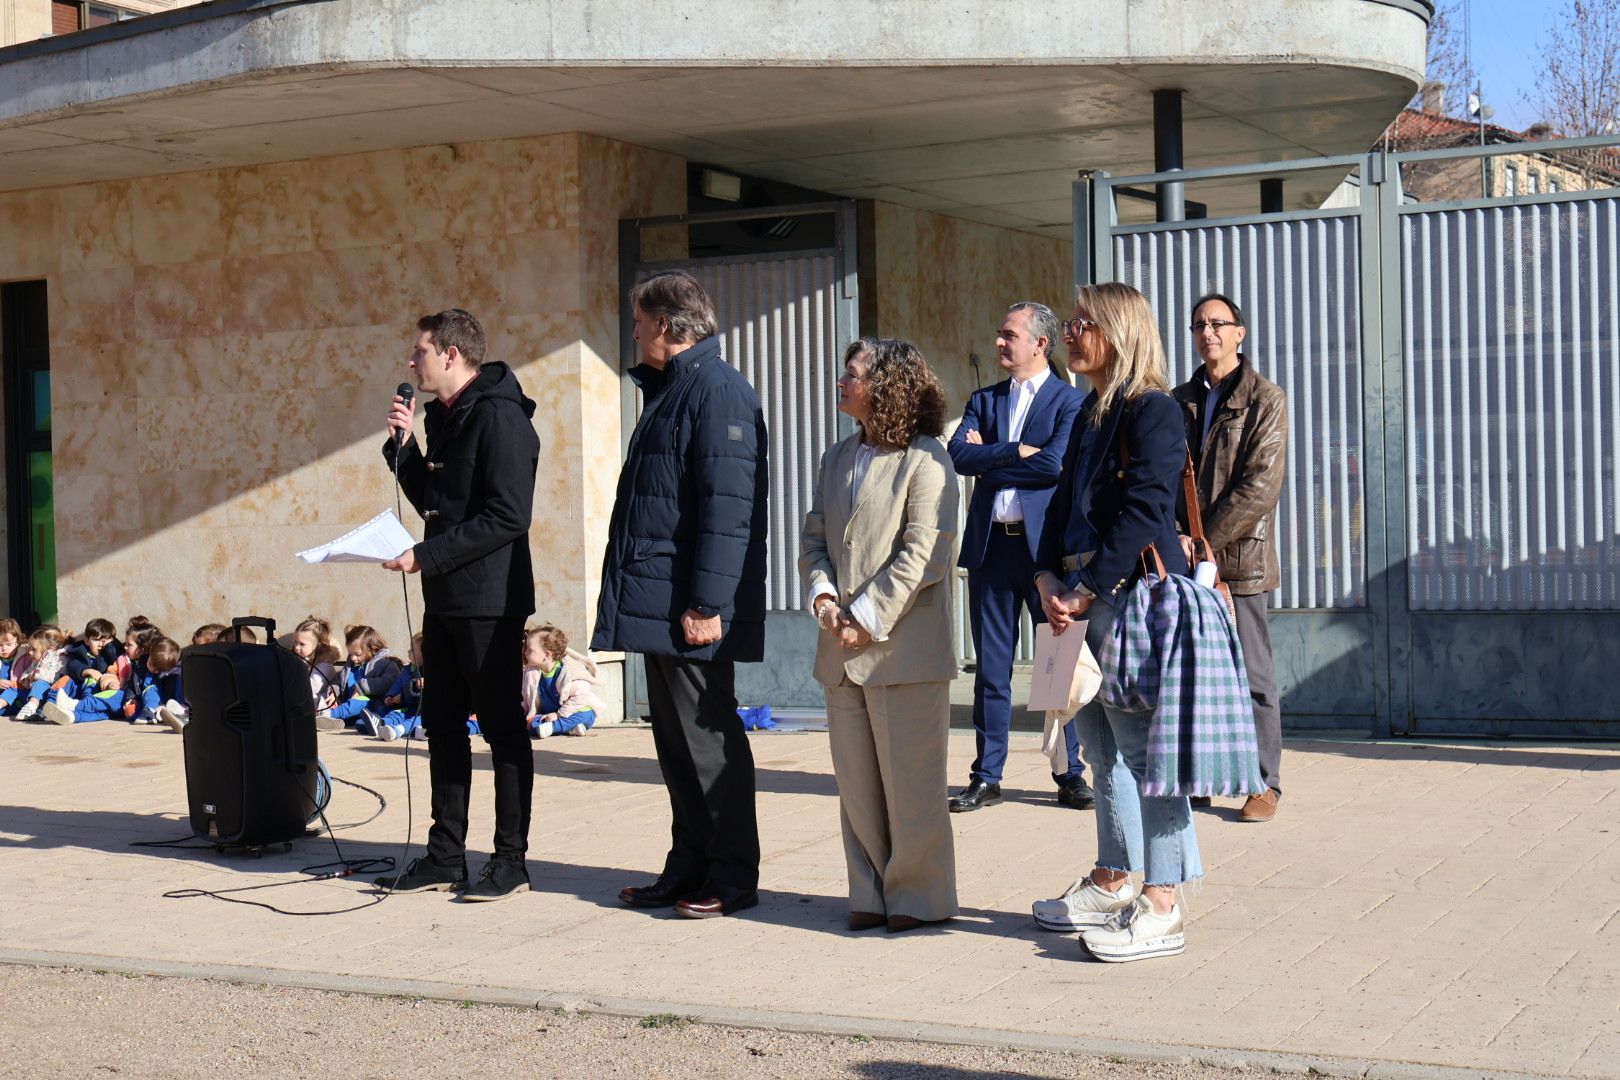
[
  {"left": 629, "top": 270, "right": 717, "bottom": 344},
  {"left": 417, "top": 308, "right": 486, "bottom": 367},
  {"left": 344, "top": 624, "right": 387, "bottom": 660},
  {"left": 84, "top": 618, "right": 116, "bottom": 641},
  {"left": 124, "top": 615, "right": 154, "bottom": 637},
  {"left": 1191, "top": 292, "right": 1246, "bottom": 328},
  {"left": 860, "top": 338, "right": 947, "bottom": 450},
  {"left": 147, "top": 636, "right": 181, "bottom": 675}
]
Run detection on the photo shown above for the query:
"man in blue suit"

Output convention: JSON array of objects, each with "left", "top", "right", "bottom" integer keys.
[{"left": 947, "top": 302, "right": 1093, "bottom": 813}]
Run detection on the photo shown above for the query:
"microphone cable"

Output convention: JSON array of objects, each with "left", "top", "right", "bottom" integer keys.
[{"left": 380, "top": 384, "right": 422, "bottom": 903}]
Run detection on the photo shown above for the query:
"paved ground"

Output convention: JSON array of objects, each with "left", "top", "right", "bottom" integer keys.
[
  {"left": 2, "top": 718, "right": 1618, "bottom": 1078},
  {"left": 0, "top": 965, "right": 1261, "bottom": 1080}
]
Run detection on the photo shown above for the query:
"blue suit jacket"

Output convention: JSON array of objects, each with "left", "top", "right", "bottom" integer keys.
[
  {"left": 1037, "top": 389, "right": 1191, "bottom": 599},
  {"left": 948, "top": 372, "right": 1084, "bottom": 569}
]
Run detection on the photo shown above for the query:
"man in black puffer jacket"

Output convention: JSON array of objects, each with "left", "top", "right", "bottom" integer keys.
[
  {"left": 374, "top": 308, "right": 541, "bottom": 904},
  {"left": 594, "top": 270, "right": 768, "bottom": 921}
]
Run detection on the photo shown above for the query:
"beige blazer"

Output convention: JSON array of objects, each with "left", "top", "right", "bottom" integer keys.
[{"left": 799, "top": 433, "right": 959, "bottom": 688}]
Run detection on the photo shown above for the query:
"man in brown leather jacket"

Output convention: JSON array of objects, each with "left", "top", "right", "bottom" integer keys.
[{"left": 1173, "top": 293, "right": 1288, "bottom": 822}]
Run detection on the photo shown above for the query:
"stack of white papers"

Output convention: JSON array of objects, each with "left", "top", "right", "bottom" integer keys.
[{"left": 296, "top": 510, "right": 415, "bottom": 565}]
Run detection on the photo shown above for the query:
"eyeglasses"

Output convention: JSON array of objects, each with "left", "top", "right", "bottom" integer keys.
[
  {"left": 1062, "top": 317, "right": 1098, "bottom": 338},
  {"left": 1190, "top": 319, "right": 1240, "bottom": 333}
]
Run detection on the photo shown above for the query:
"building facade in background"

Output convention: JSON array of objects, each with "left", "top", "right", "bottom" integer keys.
[
  {"left": 0, "top": 0, "right": 1430, "bottom": 719},
  {"left": 0, "top": 0, "right": 201, "bottom": 46}
]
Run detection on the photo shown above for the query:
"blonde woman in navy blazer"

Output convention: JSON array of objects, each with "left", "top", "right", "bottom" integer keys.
[{"left": 800, "top": 338, "right": 960, "bottom": 934}]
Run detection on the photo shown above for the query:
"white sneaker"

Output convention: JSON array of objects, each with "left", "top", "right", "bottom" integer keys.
[
  {"left": 564, "top": 720, "right": 590, "bottom": 736},
  {"left": 157, "top": 704, "right": 189, "bottom": 734},
  {"left": 1032, "top": 874, "right": 1140, "bottom": 931},
  {"left": 14, "top": 699, "right": 40, "bottom": 721},
  {"left": 534, "top": 720, "right": 555, "bottom": 739},
  {"left": 377, "top": 723, "right": 399, "bottom": 742},
  {"left": 1080, "top": 896, "right": 1186, "bottom": 963},
  {"left": 43, "top": 698, "right": 77, "bottom": 726},
  {"left": 314, "top": 711, "right": 343, "bottom": 733}
]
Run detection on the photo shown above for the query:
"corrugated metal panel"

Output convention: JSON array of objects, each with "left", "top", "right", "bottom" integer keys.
[
  {"left": 677, "top": 254, "right": 841, "bottom": 612},
  {"left": 1114, "top": 217, "right": 1368, "bottom": 609},
  {"left": 1402, "top": 198, "right": 1620, "bottom": 609},
  {"left": 949, "top": 475, "right": 1037, "bottom": 668}
]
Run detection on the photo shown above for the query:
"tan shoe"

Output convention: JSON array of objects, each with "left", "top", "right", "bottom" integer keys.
[{"left": 1239, "top": 789, "right": 1280, "bottom": 823}]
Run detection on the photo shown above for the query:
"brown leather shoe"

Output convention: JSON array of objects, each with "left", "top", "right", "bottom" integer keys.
[
  {"left": 1239, "top": 789, "right": 1280, "bottom": 823},
  {"left": 847, "top": 911, "right": 886, "bottom": 931},
  {"left": 674, "top": 889, "right": 759, "bottom": 919}
]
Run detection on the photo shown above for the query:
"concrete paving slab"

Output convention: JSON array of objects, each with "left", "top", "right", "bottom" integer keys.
[{"left": 2, "top": 719, "right": 1618, "bottom": 1078}]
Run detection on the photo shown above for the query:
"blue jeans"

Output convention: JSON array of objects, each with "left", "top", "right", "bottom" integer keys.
[{"left": 1072, "top": 598, "right": 1202, "bottom": 887}]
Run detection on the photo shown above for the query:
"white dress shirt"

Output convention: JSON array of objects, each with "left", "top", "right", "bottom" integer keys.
[
  {"left": 808, "top": 441, "right": 890, "bottom": 641},
  {"left": 992, "top": 367, "right": 1051, "bottom": 523}
]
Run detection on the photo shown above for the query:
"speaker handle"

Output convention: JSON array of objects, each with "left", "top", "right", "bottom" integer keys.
[{"left": 228, "top": 615, "right": 277, "bottom": 643}]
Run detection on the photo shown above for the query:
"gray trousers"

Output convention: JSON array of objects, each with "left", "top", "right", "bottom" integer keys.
[{"left": 1233, "top": 591, "right": 1282, "bottom": 793}]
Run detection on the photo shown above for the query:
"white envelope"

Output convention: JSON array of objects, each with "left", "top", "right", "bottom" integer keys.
[{"left": 1027, "top": 621, "right": 1097, "bottom": 713}]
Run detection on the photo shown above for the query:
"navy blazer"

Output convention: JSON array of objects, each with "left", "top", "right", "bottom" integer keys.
[
  {"left": 1037, "top": 389, "right": 1190, "bottom": 599},
  {"left": 947, "top": 372, "right": 1084, "bottom": 569}
]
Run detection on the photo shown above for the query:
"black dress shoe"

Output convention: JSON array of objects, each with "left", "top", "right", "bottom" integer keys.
[
  {"left": 674, "top": 888, "right": 759, "bottom": 919},
  {"left": 948, "top": 779, "right": 1003, "bottom": 813},
  {"left": 373, "top": 856, "right": 467, "bottom": 894},
  {"left": 886, "top": 914, "right": 951, "bottom": 933},
  {"left": 847, "top": 911, "right": 886, "bottom": 931},
  {"left": 619, "top": 876, "right": 703, "bottom": 909},
  {"left": 1056, "top": 778, "right": 1096, "bottom": 810},
  {"left": 1190, "top": 796, "right": 1213, "bottom": 808}
]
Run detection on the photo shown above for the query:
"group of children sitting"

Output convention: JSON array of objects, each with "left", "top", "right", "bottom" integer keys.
[{"left": 3, "top": 614, "right": 603, "bottom": 742}]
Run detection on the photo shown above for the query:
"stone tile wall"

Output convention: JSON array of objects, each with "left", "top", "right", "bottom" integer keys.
[
  {"left": 0, "top": 132, "right": 683, "bottom": 666},
  {"left": 871, "top": 202, "right": 1075, "bottom": 419}
]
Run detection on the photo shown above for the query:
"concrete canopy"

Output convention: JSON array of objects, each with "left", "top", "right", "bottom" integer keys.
[{"left": 0, "top": 0, "right": 1430, "bottom": 233}]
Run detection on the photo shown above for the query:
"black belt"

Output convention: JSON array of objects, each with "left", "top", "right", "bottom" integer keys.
[{"left": 991, "top": 521, "right": 1024, "bottom": 536}]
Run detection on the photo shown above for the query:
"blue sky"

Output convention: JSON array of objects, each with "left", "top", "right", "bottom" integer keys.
[{"left": 1461, "top": 0, "right": 1567, "bottom": 130}]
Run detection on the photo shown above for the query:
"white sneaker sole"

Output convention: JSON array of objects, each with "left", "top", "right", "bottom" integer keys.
[
  {"left": 1033, "top": 909, "right": 1122, "bottom": 932},
  {"left": 1083, "top": 932, "right": 1186, "bottom": 962}
]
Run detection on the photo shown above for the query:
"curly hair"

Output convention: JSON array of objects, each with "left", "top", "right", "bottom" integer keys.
[{"left": 857, "top": 337, "right": 947, "bottom": 450}]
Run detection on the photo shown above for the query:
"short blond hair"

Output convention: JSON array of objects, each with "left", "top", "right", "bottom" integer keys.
[{"left": 1075, "top": 282, "right": 1169, "bottom": 425}]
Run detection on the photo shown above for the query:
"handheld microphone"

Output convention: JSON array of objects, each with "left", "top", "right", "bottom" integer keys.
[{"left": 394, "top": 382, "right": 414, "bottom": 447}]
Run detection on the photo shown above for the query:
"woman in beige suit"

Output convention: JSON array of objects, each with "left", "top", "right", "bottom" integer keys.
[{"left": 800, "top": 337, "right": 960, "bottom": 933}]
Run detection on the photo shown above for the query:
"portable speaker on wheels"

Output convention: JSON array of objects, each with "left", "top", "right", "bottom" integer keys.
[{"left": 181, "top": 616, "right": 320, "bottom": 848}]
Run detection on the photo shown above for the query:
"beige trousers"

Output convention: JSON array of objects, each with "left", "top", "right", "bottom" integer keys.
[{"left": 823, "top": 678, "right": 958, "bottom": 921}]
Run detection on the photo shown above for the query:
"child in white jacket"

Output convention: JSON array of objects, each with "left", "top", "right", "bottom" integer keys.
[{"left": 522, "top": 624, "right": 603, "bottom": 738}]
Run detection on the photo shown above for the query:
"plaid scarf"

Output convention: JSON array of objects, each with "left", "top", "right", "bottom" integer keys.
[{"left": 1098, "top": 570, "right": 1266, "bottom": 798}]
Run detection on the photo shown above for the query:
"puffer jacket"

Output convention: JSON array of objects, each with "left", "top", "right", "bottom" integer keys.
[
  {"left": 1172, "top": 358, "right": 1288, "bottom": 595},
  {"left": 383, "top": 361, "right": 541, "bottom": 619},
  {"left": 591, "top": 335, "right": 768, "bottom": 662}
]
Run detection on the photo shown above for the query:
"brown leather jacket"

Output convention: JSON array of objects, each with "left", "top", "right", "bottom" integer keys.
[{"left": 1172, "top": 359, "right": 1288, "bottom": 596}]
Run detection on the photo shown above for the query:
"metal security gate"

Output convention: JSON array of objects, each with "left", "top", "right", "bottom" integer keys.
[
  {"left": 619, "top": 203, "right": 859, "bottom": 717},
  {"left": 1082, "top": 134, "right": 1620, "bottom": 737}
]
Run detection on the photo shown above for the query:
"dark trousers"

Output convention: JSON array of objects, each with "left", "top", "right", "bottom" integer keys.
[
  {"left": 1233, "top": 591, "right": 1282, "bottom": 793},
  {"left": 967, "top": 527, "right": 1083, "bottom": 787},
  {"left": 644, "top": 653, "right": 760, "bottom": 893},
  {"left": 420, "top": 613, "right": 534, "bottom": 867}
]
